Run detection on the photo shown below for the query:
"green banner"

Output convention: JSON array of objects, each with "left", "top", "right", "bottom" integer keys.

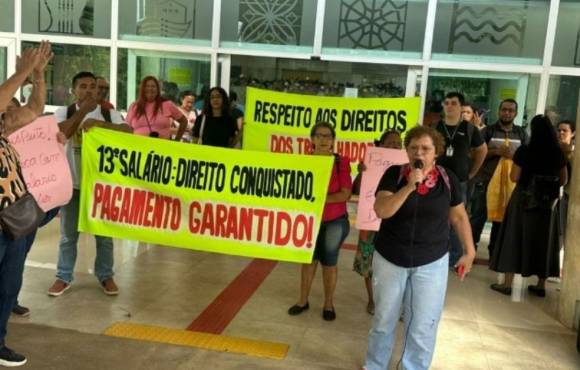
[
  {"left": 79, "top": 128, "right": 333, "bottom": 263},
  {"left": 243, "top": 87, "right": 421, "bottom": 164}
]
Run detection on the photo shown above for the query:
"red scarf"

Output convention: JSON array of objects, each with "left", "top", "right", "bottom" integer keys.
[{"left": 402, "top": 165, "right": 440, "bottom": 195}]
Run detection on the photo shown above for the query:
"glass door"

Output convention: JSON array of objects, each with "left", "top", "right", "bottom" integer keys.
[
  {"left": 0, "top": 47, "right": 6, "bottom": 83},
  {"left": 424, "top": 70, "right": 540, "bottom": 128},
  {"left": 0, "top": 38, "right": 16, "bottom": 84},
  {"left": 118, "top": 48, "right": 211, "bottom": 111}
]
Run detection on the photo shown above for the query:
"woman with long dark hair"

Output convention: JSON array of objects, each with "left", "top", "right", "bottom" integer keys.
[
  {"left": 126, "top": 76, "right": 187, "bottom": 140},
  {"left": 490, "top": 115, "right": 567, "bottom": 297},
  {"left": 192, "top": 87, "right": 239, "bottom": 147}
]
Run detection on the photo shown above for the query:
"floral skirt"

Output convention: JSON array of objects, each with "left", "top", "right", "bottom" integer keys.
[{"left": 353, "top": 230, "right": 376, "bottom": 278}]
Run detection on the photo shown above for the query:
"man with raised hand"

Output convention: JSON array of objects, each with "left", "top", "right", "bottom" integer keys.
[{"left": 48, "top": 71, "right": 131, "bottom": 298}]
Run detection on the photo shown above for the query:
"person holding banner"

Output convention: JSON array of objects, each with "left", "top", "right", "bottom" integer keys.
[
  {"left": 363, "top": 126, "right": 475, "bottom": 370},
  {"left": 0, "top": 41, "right": 52, "bottom": 367},
  {"left": 126, "top": 76, "right": 188, "bottom": 141},
  {"left": 192, "top": 87, "right": 240, "bottom": 147},
  {"left": 48, "top": 71, "right": 132, "bottom": 298},
  {"left": 4, "top": 98, "right": 66, "bottom": 318},
  {"left": 352, "top": 130, "right": 402, "bottom": 316},
  {"left": 288, "top": 122, "right": 352, "bottom": 321}
]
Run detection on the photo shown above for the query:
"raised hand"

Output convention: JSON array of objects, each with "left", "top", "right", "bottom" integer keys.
[
  {"left": 473, "top": 111, "right": 482, "bottom": 128},
  {"left": 33, "top": 41, "right": 53, "bottom": 75},
  {"left": 15, "top": 48, "right": 40, "bottom": 75}
]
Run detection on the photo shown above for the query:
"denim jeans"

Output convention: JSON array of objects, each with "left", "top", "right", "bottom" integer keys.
[
  {"left": 14, "top": 208, "right": 61, "bottom": 309},
  {"left": 469, "top": 181, "right": 488, "bottom": 246},
  {"left": 365, "top": 252, "right": 449, "bottom": 370},
  {"left": 312, "top": 215, "right": 350, "bottom": 266},
  {"left": 0, "top": 234, "right": 28, "bottom": 347},
  {"left": 57, "top": 190, "right": 114, "bottom": 283},
  {"left": 448, "top": 181, "right": 468, "bottom": 267}
]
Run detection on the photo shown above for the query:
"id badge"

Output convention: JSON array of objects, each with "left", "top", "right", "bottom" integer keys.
[{"left": 446, "top": 146, "right": 454, "bottom": 157}]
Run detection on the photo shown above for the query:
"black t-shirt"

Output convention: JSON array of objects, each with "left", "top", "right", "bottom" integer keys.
[
  {"left": 513, "top": 145, "right": 566, "bottom": 187},
  {"left": 435, "top": 120, "right": 484, "bottom": 181},
  {"left": 374, "top": 165, "right": 463, "bottom": 268},
  {"left": 193, "top": 114, "right": 238, "bottom": 148}
]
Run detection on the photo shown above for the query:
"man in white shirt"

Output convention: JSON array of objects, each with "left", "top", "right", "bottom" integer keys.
[{"left": 48, "top": 71, "right": 132, "bottom": 297}]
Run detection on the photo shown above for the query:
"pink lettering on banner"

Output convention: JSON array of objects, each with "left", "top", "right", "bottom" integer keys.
[
  {"left": 355, "top": 147, "right": 408, "bottom": 231},
  {"left": 8, "top": 115, "right": 73, "bottom": 211}
]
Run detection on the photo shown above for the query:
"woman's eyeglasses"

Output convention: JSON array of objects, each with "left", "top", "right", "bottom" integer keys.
[{"left": 313, "top": 133, "right": 333, "bottom": 140}]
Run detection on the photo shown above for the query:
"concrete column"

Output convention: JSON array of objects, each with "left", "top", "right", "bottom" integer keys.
[{"left": 558, "top": 146, "right": 580, "bottom": 329}]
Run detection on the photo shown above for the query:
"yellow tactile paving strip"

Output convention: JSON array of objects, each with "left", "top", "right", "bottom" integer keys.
[{"left": 104, "top": 322, "right": 288, "bottom": 360}]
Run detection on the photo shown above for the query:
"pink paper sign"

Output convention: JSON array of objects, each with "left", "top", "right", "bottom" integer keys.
[
  {"left": 355, "top": 147, "right": 408, "bottom": 231},
  {"left": 8, "top": 115, "right": 73, "bottom": 211}
]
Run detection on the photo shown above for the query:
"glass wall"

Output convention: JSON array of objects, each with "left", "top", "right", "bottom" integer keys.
[
  {"left": 22, "top": 41, "right": 110, "bottom": 106},
  {"left": 424, "top": 70, "right": 540, "bottom": 127},
  {"left": 230, "top": 55, "right": 408, "bottom": 108},
  {"left": 0, "top": 0, "right": 576, "bottom": 120},
  {"left": 547, "top": 76, "right": 580, "bottom": 125},
  {"left": 552, "top": 0, "right": 580, "bottom": 67},
  {"left": 119, "top": 0, "right": 213, "bottom": 45},
  {"left": 432, "top": 0, "right": 550, "bottom": 65},
  {"left": 21, "top": 0, "right": 111, "bottom": 38},
  {"left": 117, "top": 49, "right": 211, "bottom": 111},
  {"left": 322, "top": 0, "right": 427, "bottom": 59},
  {"left": 220, "top": 0, "right": 317, "bottom": 53},
  {"left": 0, "top": 0, "right": 15, "bottom": 32}
]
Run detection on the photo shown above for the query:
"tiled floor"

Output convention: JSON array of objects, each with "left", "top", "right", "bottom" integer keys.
[{"left": 8, "top": 221, "right": 580, "bottom": 369}]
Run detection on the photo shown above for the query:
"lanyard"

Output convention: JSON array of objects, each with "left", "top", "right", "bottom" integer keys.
[{"left": 442, "top": 121, "right": 461, "bottom": 143}]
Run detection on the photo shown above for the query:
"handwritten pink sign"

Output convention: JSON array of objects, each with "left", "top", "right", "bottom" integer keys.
[
  {"left": 355, "top": 147, "right": 408, "bottom": 231},
  {"left": 8, "top": 115, "right": 72, "bottom": 211}
]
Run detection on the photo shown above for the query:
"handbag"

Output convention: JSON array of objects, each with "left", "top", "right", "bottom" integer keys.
[
  {"left": 523, "top": 175, "right": 560, "bottom": 210},
  {"left": 0, "top": 193, "right": 45, "bottom": 240}
]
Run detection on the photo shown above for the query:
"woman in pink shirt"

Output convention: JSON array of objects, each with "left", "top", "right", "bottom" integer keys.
[
  {"left": 172, "top": 90, "right": 198, "bottom": 142},
  {"left": 126, "top": 76, "right": 187, "bottom": 140},
  {"left": 288, "top": 122, "right": 352, "bottom": 321}
]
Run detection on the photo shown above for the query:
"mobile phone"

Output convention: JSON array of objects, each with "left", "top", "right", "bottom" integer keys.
[{"left": 455, "top": 265, "right": 465, "bottom": 279}]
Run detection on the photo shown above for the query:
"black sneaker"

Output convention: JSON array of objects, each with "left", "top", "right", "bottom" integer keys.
[
  {"left": 0, "top": 346, "right": 27, "bottom": 367},
  {"left": 11, "top": 304, "right": 30, "bottom": 317}
]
